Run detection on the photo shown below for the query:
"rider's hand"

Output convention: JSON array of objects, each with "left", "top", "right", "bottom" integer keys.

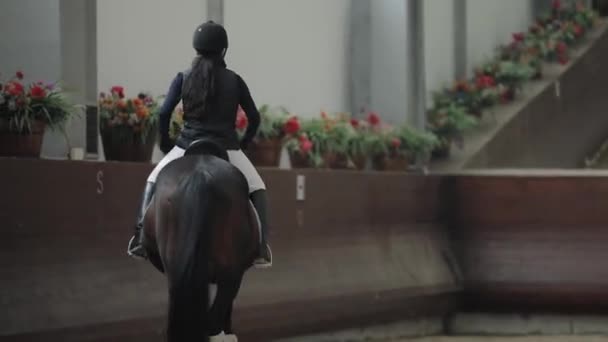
[{"left": 160, "top": 135, "right": 174, "bottom": 154}]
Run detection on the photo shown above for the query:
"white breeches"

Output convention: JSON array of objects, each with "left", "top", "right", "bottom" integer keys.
[{"left": 147, "top": 146, "right": 266, "bottom": 193}]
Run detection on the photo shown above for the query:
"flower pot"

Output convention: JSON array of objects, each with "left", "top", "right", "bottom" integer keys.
[
  {"left": 500, "top": 86, "right": 517, "bottom": 103},
  {"left": 372, "top": 154, "right": 409, "bottom": 172},
  {"left": 101, "top": 128, "right": 157, "bottom": 162},
  {"left": 0, "top": 120, "right": 46, "bottom": 158},
  {"left": 432, "top": 140, "right": 452, "bottom": 159},
  {"left": 248, "top": 137, "right": 282, "bottom": 167},
  {"left": 289, "top": 151, "right": 312, "bottom": 169},
  {"left": 324, "top": 152, "right": 349, "bottom": 169},
  {"left": 532, "top": 65, "right": 543, "bottom": 80},
  {"left": 351, "top": 154, "right": 367, "bottom": 170}
]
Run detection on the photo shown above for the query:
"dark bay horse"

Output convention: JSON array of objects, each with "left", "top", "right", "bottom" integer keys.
[{"left": 141, "top": 140, "right": 261, "bottom": 342}]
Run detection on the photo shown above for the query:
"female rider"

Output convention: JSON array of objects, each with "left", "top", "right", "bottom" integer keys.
[{"left": 126, "top": 20, "right": 272, "bottom": 268}]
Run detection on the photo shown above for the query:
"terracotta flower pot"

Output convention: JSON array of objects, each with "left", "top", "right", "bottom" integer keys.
[
  {"left": 0, "top": 120, "right": 46, "bottom": 158},
  {"left": 248, "top": 137, "right": 282, "bottom": 167},
  {"left": 372, "top": 154, "right": 409, "bottom": 172},
  {"left": 101, "top": 129, "right": 157, "bottom": 162},
  {"left": 324, "top": 152, "right": 349, "bottom": 169},
  {"left": 289, "top": 151, "right": 312, "bottom": 169}
]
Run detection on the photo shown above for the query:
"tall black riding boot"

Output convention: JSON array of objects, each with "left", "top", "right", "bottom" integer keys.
[
  {"left": 127, "top": 181, "right": 156, "bottom": 260},
  {"left": 250, "top": 189, "right": 272, "bottom": 268}
]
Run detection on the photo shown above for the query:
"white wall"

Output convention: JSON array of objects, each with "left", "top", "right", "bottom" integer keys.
[
  {"left": 224, "top": 0, "right": 351, "bottom": 117},
  {"left": 0, "top": 0, "right": 61, "bottom": 84},
  {"left": 466, "top": 0, "right": 533, "bottom": 76},
  {"left": 370, "top": 0, "right": 410, "bottom": 125},
  {"left": 97, "top": 0, "right": 207, "bottom": 98},
  {"left": 424, "top": 0, "right": 456, "bottom": 107}
]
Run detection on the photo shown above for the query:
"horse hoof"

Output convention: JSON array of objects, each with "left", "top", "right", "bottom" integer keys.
[
  {"left": 209, "top": 332, "right": 237, "bottom": 342},
  {"left": 224, "top": 334, "right": 238, "bottom": 342}
]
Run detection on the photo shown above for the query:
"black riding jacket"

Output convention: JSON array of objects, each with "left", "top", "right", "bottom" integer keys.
[{"left": 158, "top": 66, "right": 261, "bottom": 152}]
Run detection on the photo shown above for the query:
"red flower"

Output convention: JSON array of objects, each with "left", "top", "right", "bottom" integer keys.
[
  {"left": 476, "top": 75, "right": 495, "bottom": 89},
  {"left": 6, "top": 81, "right": 24, "bottom": 96},
  {"left": 391, "top": 138, "right": 401, "bottom": 149},
  {"left": 236, "top": 107, "right": 248, "bottom": 130},
  {"left": 320, "top": 111, "right": 328, "bottom": 119},
  {"left": 556, "top": 42, "right": 567, "bottom": 54},
  {"left": 512, "top": 32, "right": 525, "bottom": 42},
  {"left": 574, "top": 24, "right": 584, "bottom": 36},
  {"left": 30, "top": 85, "right": 46, "bottom": 99},
  {"left": 350, "top": 118, "right": 360, "bottom": 128},
  {"left": 558, "top": 54, "right": 569, "bottom": 65},
  {"left": 15, "top": 71, "right": 24, "bottom": 80},
  {"left": 111, "top": 86, "right": 125, "bottom": 99},
  {"left": 367, "top": 112, "right": 380, "bottom": 126},
  {"left": 299, "top": 137, "right": 313, "bottom": 155},
  {"left": 283, "top": 117, "right": 301, "bottom": 135},
  {"left": 552, "top": 0, "right": 561, "bottom": 10}
]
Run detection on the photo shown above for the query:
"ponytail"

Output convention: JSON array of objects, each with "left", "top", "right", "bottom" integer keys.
[{"left": 183, "top": 52, "right": 225, "bottom": 117}]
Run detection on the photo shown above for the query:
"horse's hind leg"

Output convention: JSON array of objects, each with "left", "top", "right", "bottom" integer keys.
[
  {"left": 221, "top": 275, "right": 244, "bottom": 335},
  {"left": 208, "top": 276, "right": 243, "bottom": 337}
]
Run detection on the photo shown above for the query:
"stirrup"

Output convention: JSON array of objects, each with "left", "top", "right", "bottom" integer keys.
[
  {"left": 253, "top": 245, "right": 272, "bottom": 269},
  {"left": 127, "top": 236, "right": 147, "bottom": 261}
]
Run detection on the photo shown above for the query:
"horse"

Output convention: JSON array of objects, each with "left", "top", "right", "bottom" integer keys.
[{"left": 141, "top": 139, "right": 261, "bottom": 342}]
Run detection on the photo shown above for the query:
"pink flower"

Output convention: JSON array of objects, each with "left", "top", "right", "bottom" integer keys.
[
  {"left": 299, "top": 135, "right": 313, "bottom": 155},
  {"left": 111, "top": 86, "right": 125, "bottom": 99},
  {"left": 6, "top": 81, "right": 24, "bottom": 96}
]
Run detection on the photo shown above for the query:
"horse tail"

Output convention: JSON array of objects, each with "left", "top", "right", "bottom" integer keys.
[{"left": 166, "top": 168, "right": 213, "bottom": 342}]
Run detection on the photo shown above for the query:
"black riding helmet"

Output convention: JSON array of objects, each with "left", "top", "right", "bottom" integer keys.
[{"left": 192, "top": 20, "right": 228, "bottom": 54}]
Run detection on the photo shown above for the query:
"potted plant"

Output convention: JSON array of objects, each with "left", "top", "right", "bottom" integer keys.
[
  {"left": 0, "top": 71, "right": 78, "bottom": 158},
  {"left": 168, "top": 104, "right": 184, "bottom": 142},
  {"left": 319, "top": 112, "right": 356, "bottom": 169},
  {"left": 346, "top": 117, "right": 369, "bottom": 170},
  {"left": 284, "top": 132, "right": 314, "bottom": 169},
  {"left": 494, "top": 61, "right": 535, "bottom": 101},
  {"left": 366, "top": 130, "right": 391, "bottom": 171},
  {"left": 246, "top": 105, "right": 289, "bottom": 167},
  {"left": 98, "top": 86, "right": 160, "bottom": 162},
  {"left": 428, "top": 104, "right": 478, "bottom": 159},
  {"left": 370, "top": 124, "right": 439, "bottom": 172}
]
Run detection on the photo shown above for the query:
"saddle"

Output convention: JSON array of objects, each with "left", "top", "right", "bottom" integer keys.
[{"left": 185, "top": 138, "right": 230, "bottom": 161}]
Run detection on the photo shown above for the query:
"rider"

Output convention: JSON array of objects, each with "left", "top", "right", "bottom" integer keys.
[{"left": 127, "top": 20, "right": 272, "bottom": 268}]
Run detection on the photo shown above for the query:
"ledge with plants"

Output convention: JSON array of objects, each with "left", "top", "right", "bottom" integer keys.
[
  {"left": 0, "top": 70, "right": 79, "bottom": 158},
  {"left": 168, "top": 105, "right": 440, "bottom": 172},
  {"left": 426, "top": 0, "right": 601, "bottom": 159}
]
